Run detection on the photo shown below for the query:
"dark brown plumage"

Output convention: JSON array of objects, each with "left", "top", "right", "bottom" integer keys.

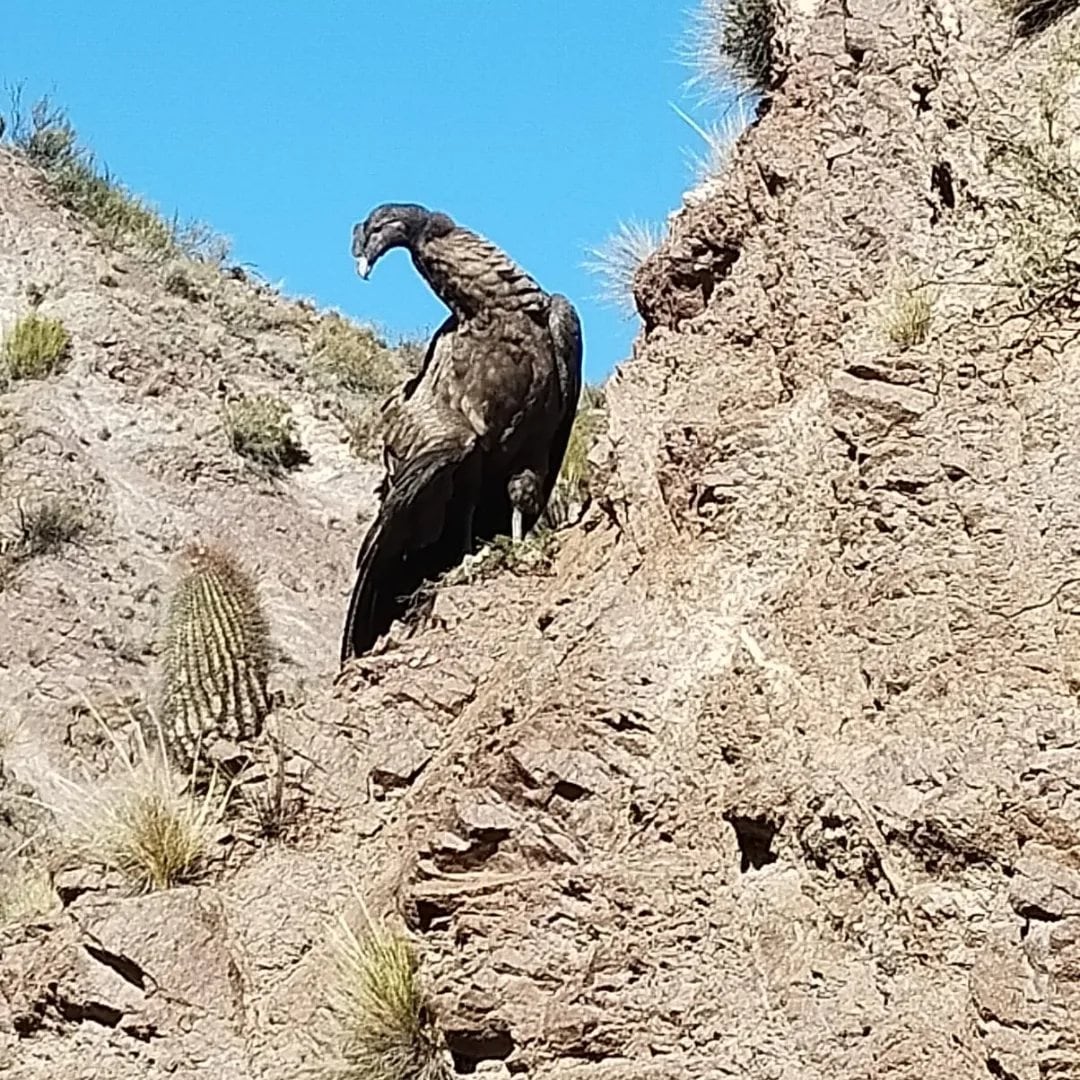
[{"left": 340, "top": 203, "right": 583, "bottom": 664}]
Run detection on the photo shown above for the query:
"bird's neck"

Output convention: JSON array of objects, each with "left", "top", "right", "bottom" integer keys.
[{"left": 411, "top": 229, "right": 543, "bottom": 321}]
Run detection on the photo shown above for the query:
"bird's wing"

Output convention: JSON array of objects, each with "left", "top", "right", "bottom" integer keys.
[
  {"left": 538, "top": 293, "right": 584, "bottom": 511},
  {"left": 380, "top": 319, "right": 459, "bottom": 486},
  {"left": 399, "top": 314, "right": 457, "bottom": 404},
  {"left": 340, "top": 434, "right": 479, "bottom": 664}
]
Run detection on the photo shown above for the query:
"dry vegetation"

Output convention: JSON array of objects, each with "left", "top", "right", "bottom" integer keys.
[
  {"left": 0, "top": 861, "right": 60, "bottom": 930},
  {"left": 14, "top": 494, "right": 89, "bottom": 557},
  {"left": 3, "top": 91, "right": 230, "bottom": 264},
  {"left": 224, "top": 394, "right": 306, "bottom": 471},
  {"left": 882, "top": 278, "right": 934, "bottom": 347},
  {"left": 311, "top": 314, "right": 399, "bottom": 396},
  {"left": 1, "top": 312, "right": 70, "bottom": 382},
  {"left": 682, "top": 0, "right": 777, "bottom": 96},
  {"left": 46, "top": 720, "right": 233, "bottom": 892},
  {"left": 583, "top": 220, "right": 663, "bottom": 314},
  {"left": 325, "top": 907, "right": 448, "bottom": 1080}
]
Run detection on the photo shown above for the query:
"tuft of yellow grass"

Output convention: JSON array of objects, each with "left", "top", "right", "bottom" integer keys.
[
  {"left": 0, "top": 861, "right": 61, "bottom": 930},
  {"left": 325, "top": 905, "right": 448, "bottom": 1080},
  {"left": 48, "top": 718, "right": 232, "bottom": 892},
  {"left": 882, "top": 281, "right": 933, "bottom": 347},
  {"left": 1, "top": 313, "right": 70, "bottom": 381}
]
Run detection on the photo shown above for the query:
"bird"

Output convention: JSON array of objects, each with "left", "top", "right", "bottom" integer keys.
[{"left": 339, "top": 203, "right": 583, "bottom": 665}]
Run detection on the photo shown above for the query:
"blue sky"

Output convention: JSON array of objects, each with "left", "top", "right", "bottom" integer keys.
[{"left": 3, "top": 2, "right": 732, "bottom": 383}]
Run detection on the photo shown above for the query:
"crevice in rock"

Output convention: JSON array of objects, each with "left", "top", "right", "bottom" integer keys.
[
  {"left": 931, "top": 161, "right": 956, "bottom": 210},
  {"left": 552, "top": 779, "right": 588, "bottom": 802},
  {"left": 1013, "top": 0, "right": 1079, "bottom": 37},
  {"left": 725, "top": 813, "right": 780, "bottom": 872},
  {"left": 986, "top": 1054, "right": 1022, "bottom": 1080},
  {"left": 409, "top": 897, "right": 455, "bottom": 934},
  {"left": 445, "top": 1027, "right": 515, "bottom": 1074},
  {"left": 44, "top": 984, "right": 123, "bottom": 1029},
  {"left": 84, "top": 943, "right": 149, "bottom": 991}
]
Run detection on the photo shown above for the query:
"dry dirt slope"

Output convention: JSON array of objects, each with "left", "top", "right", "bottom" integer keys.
[{"left": 4, "top": 0, "right": 1080, "bottom": 1076}]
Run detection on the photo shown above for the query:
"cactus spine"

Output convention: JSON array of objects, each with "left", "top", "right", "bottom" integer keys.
[{"left": 159, "top": 543, "right": 271, "bottom": 766}]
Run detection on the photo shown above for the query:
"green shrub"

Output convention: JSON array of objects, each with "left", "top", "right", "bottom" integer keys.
[
  {"left": 2, "top": 313, "right": 70, "bottom": 381},
  {"left": 224, "top": 395, "right": 306, "bottom": 471}
]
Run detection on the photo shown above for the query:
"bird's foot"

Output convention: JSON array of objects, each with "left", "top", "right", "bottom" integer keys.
[{"left": 511, "top": 508, "right": 523, "bottom": 544}]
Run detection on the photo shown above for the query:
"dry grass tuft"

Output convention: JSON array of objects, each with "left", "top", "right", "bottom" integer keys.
[
  {"left": 881, "top": 280, "right": 934, "bottom": 347},
  {"left": 583, "top": 220, "right": 664, "bottom": 315},
  {"left": 16, "top": 494, "right": 89, "bottom": 556},
  {"left": 224, "top": 394, "right": 306, "bottom": 471},
  {"left": 682, "top": 0, "right": 777, "bottom": 97},
  {"left": 312, "top": 315, "right": 400, "bottom": 396},
  {"left": 2, "top": 313, "right": 70, "bottom": 381},
  {"left": 325, "top": 906, "right": 448, "bottom": 1080},
  {"left": 48, "top": 719, "right": 232, "bottom": 892},
  {"left": 0, "top": 861, "right": 60, "bottom": 930},
  {"left": 4, "top": 90, "right": 230, "bottom": 263},
  {"left": 672, "top": 100, "right": 755, "bottom": 187}
]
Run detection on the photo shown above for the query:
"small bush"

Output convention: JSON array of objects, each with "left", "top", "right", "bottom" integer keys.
[
  {"left": 882, "top": 282, "right": 933, "bottom": 347},
  {"left": 987, "top": 134, "right": 1080, "bottom": 313},
  {"left": 312, "top": 315, "right": 399, "bottom": 396},
  {"left": 224, "top": 395, "right": 306, "bottom": 471},
  {"left": 49, "top": 721, "right": 232, "bottom": 892},
  {"left": 17, "top": 494, "right": 88, "bottom": 556},
  {"left": 683, "top": 0, "right": 777, "bottom": 97},
  {"left": 583, "top": 220, "right": 664, "bottom": 315},
  {"left": 326, "top": 907, "right": 448, "bottom": 1080},
  {"left": 2, "top": 313, "right": 70, "bottom": 381}
]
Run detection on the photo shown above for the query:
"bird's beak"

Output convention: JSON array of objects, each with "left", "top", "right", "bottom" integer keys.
[{"left": 355, "top": 255, "right": 371, "bottom": 280}]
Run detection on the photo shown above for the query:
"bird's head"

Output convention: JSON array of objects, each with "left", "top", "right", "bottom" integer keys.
[{"left": 351, "top": 203, "right": 455, "bottom": 279}]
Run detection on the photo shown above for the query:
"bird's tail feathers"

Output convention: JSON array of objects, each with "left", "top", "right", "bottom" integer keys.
[{"left": 340, "top": 443, "right": 472, "bottom": 665}]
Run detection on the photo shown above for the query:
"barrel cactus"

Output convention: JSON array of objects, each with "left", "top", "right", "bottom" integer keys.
[{"left": 159, "top": 543, "right": 271, "bottom": 768}]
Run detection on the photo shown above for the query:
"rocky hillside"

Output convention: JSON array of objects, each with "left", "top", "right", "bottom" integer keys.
[{"left": 5, "top": 0, "right": 1080, "bottom": 1076}]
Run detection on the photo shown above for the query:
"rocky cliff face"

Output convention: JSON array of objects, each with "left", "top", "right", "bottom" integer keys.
[{"left": 4, "top": 0, "right": 1080, "bottom": 1077}]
